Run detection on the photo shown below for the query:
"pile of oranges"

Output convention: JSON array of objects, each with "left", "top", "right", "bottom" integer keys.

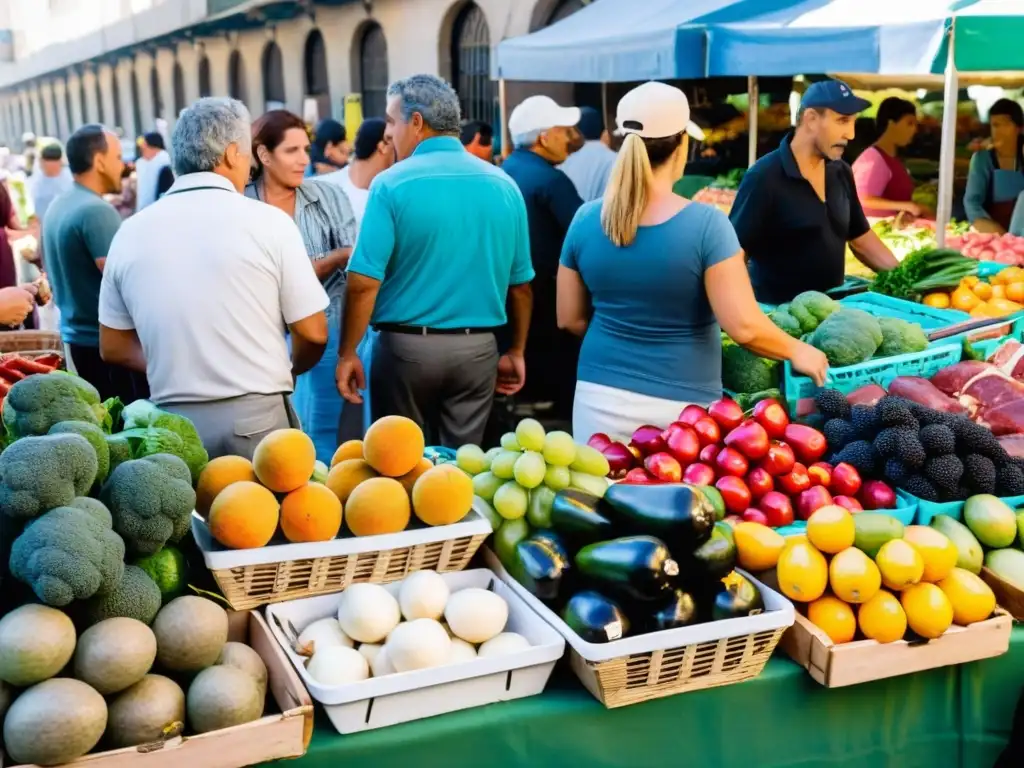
[{"left": 924, "top": 268, "right": 1024, "bottom": 318}]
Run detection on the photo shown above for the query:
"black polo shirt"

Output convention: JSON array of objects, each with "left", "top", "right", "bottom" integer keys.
[{"left": 729, "top": 134, "right": 870, "bottom": 304}]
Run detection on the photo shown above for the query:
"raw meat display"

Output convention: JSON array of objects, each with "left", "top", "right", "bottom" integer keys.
[
  {"left": 887, "top": 376, "right": 966, "bottom": 414},
  {"left": 986, "top": 338, "right": 1024, "bottom": 380},
  {"left": 844, "top": 383, "right": 887, "bottom": 407},
  {"left": 930, "top": 361, "right": 995, "bottom": 396}
]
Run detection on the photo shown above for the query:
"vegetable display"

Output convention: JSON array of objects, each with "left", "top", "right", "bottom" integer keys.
[{"left": 870, "top": 247, "right": 978, "bottom": 302}]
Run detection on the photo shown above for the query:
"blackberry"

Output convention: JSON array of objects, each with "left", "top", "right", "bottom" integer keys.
[
  {"left": 895, "top": 433, "right": 927, "bottom": 470},
  {"left": 850, "top": 405, "right": 882, "bottom": 440},
  {"left": 823, "top": 419, "right": 856, "bottom": 453},
  {"left": 950, "top": 417, "right": 1005, "bottom": 461},
  {"left": 924, "top": 455, "right": 964, "bottom": 494},
  {"left": 902, "top": 474, "right": 939, "bottom": 502},
  {"left": 884, "top": 459, "right": 910, "bottom": 487},
  {"left": 996, "top": 463, "right": 1024, "bottom": 497},
  {"left": 919, "top": 424, "right": 956, "bottom": 457},
  {"left": 963, "top": 454, "right": 997, "bottom": 495},
  {"left": 907, "top": 403, "right": 955, "bottom": 427},
  {"left": 833, "top": 440, "right": 876, "bottom": 476},
  {"left": 877, "top": 397, "right": 919, "bottom": 430},
  {"left": 873, "top": 427, "right": 912, "bottom": 459},
  {"left": 814, "top": 389, "right": 851, "bottom": 421}
]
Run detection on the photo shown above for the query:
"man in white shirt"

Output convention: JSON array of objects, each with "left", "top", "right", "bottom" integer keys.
[
  {"left": 30, "top": 143, "right": 73, "bottom": 222},
  {"left": 134, "top": 132, "right": 174, "bottom": 212},
  {"left": 558, "top": 106, "right": 617, "bottom": 202},
  {"left": 320, "top": 118, "right": 393, "bottom": 230},
  {"left": 98, "top": 97, "right": 329, "bottom": 458}
]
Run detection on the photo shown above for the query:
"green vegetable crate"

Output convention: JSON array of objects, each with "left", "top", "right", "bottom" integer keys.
[{"left": 897, "top": 491, "right": 1024, "bottom": 526}]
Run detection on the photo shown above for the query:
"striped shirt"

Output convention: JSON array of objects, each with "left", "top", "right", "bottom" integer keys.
[{"left": 245, "top": 178, "right": 357, "bottom": 301}]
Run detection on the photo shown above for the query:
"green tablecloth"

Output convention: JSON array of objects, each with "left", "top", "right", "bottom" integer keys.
[{"left": 288, "top": 628, "right": 1024, "bottom": 768}]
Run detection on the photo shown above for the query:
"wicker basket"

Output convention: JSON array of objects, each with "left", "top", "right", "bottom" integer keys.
[{"left": 0, "top": 329, "right": 62, "bottom": 359}]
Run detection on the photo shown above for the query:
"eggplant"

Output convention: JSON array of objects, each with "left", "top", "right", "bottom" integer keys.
[
  {"left": 712, "top": 572, "right": 765, "bottom": 621},
  {"left": 574, "top": 536, "right": 678, "bottom": 603},
  {"left": 550, "top": 489, "right": 616, "bottom": 548},
  {"left": 603, "top": 483, "right": 716, "bottom": 553},
  {"left": 562, "top": 590, "right": 629, "bottom": 643},
  {"left": 509, "top": 530, "right": 571, "bottom": 601},
  {"left": 648, "top": 588, "right": 699, "bottom": 631},
  {"left": 690, "top": 522, "right": 737, "bottom": 580}
]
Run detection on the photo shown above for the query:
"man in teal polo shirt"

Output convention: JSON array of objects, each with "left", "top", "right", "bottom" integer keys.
[{"left": 336, "top": 74, "right": 534, "bottom": 447}]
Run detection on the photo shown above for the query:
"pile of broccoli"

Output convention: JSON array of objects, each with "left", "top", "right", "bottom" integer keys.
[{"left": 815, "top": 388, "right": 1024, "bottom": 502}]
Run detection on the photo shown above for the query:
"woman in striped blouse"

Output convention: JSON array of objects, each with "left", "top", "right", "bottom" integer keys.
[{"left": 246, "top": 110, "right": 358, "bottom": 462}]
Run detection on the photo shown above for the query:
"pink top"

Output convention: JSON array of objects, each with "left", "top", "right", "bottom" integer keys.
[{"left": 852, "top": 146, "right": 917, "bottom": 218}]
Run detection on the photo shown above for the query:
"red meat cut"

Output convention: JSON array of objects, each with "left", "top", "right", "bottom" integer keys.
[
  {"left": 987, "top": 338, "right": 1024, "bottom": 380},
  {"left": 845, "top": 384, "right": 887, "bottom": 407},
  {"left": 930, "top": 361, "right": 995, "bottom": 396},
  {"left": 888, "top": 376, "right": 966, "bottom": 414},
  {"left": 960, "top": 370, "right": 1024, "bottom": 424},
  {"left": 981, "top": 399, "right": 1024, "bottom": 436}
]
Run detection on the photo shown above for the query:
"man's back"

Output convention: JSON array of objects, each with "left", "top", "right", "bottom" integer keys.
[{"left": 559, "top": 140, "right": 617, "bottom": 202}]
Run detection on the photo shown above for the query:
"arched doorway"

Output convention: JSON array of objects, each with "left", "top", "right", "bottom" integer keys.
[
  {"left": 130, "top": 69, "right": 142, "bottom": 135},
  {"left": 172, "top": 60, "right": 186, "bottom": 115},
  {"left": 198, "top": 55, "right": 211, "bottom": 98},
  {"left": 358, "top": 23, "right": 388, "bottom": 118},
  {"left": 262, "top": 41, "right": 285, "bottom": 109},
  {"left": 451, "top": 2, "right": 493, "bottom": 124},
  {"left": 304, "top": 30, "right": 330, "bottom": 117},
  {"left": 228, "top": 50, "right": 247, "bottom": 105},
  {"left": 151, "top": 65, "right": 163, "bottom": 121},
  {"left": 111, "top": 65, "right": 123, "bottom": 131}
]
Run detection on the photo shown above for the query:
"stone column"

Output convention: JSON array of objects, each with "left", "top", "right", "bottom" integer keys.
[
  {"left": 18, "top": 90, "right": 31, "bottom": 138},
  {"left": 66, "top": 71, "right": 84, "bottom": 130},
  {"left": 115, "top": 59, "right": 136, "bottom": 138},
  {"left": 28, "top": 84, "right": 43, "bottom": 136},
  {"left": 40, "top": 81, "right": 58, "bottom": 137},
  {"left": 97, "top": 63, "right": 118, "bottom": 132},
  {"left": 0, "top": 97, "right": 12, "bottom": 145},
  {"left": 237, "top": 33, "right": 264, "bottom": 116},
  {"left": 81, "top": 67, "right": 100, "bottom": 124},
  {"left": 53, "top": 78, "right": 70, "bottom": 139},
  {"left": 134, "top": 53, "right": 156, "bottom": 132},
  {"left": 154, "top": 48, "right": 177, "bottom": 128},
  {"left": 176, "top": 43, "right": 200, "bottom": 107},
  {"left": 276, "top": 23, "right": 307, "bottom": 116},
  {"left": 202, "top": 37, "right": 231, "bottom": 99}
]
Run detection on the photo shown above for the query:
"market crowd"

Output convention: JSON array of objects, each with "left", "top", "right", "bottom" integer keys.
[{"left": 15, "top": 74, "right": 1024, "bottom": 461}]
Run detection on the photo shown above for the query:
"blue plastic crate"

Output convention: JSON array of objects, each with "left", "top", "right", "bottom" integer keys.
[
  {"left": 838, "top": 292, "right": 969, "bottom": 330},
  {"left": 898, "top": 491, "right": 1024, "bottom": 525},
  {"left": 776, "top": 496, "right": 917, "bottom": 537}
]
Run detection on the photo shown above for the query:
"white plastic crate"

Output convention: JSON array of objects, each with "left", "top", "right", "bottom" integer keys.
[{"left": 264, "top": 569, "right": 565, "bottom": 733}]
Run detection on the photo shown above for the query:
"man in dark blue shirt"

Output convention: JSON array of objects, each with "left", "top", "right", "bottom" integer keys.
[
  {"left": 730, "top": 80, "right": 898, "bottom": 304},
  {"left": 502, "top": 96, "right": 584, "bottom": 419}
]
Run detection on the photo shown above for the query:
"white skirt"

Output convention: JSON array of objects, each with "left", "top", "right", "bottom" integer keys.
[{"left": 572, "top": 380, "right": 696, "bottom": 444}]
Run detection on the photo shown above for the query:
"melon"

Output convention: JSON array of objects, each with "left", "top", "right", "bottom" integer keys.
[
  {"left": 106, "top": 674, "right": 186, "bottom": 749},
  {"left": 297, "top": 617, "right": 353, "bottom": 655},
  {"left": 345, "top": 477, "right": 411, "bottom": 536},
  {"left": 187, "top": 665, "right": 264, "bottom": 733},
  {"left": 306, "top": 645, "right": 369, "bottom": 686},
  {"left": 444, "top": 588, "right": 508, "bottom": 644},
  {"left": 337, "top": 583, "right": 401, "bottom": 643},
  {"left": 448, "top": 638, "right": 477, "bottom": 664},
  {"left": 4, "top": 678, "right": 107, "bottom": 765},
  {"left": 217, "top": 642, "right": 268, "bottom": 697},
  {"left": 412, "top": 464, "right": 474, "bottom": 526},
  {"left": 74, "top": 617, "right": 157, "bottom": 695},
  {"left": 0, "top": 604, "right": 76, "bottom": 686},
  {"left": 478, "top": 632, "right": 530, "bottom": 658},
  {"left": 398, "top": 570, "right": 450, "bottom": 621},
  {"left": 280, "top": 482, "right": 343, "bottom": 542},
  {"left": 386, "top": 619, "right": 451, "bottom": 672},
  {"left": 208, "top": 481, "right": 280, "bottom": 549},
  {"left": 362, "top": 416, "right": 425, "bottom": 477},
  {"left": 325, "top": 458, "right": 378, "bottom": 504},
  {"left": 153, "top": 596, "right": 229, "bottom": 672}
]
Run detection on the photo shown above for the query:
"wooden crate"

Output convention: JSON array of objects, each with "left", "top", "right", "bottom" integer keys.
[
  {"left": 981, "top": 567, "right": 1024, "bottom": 620},
  {"left": 780, "top": 609, "right": 1013, "bottom": 688},
  {"left": 3, "top": 611, "right": 313, "bottom": 768},
  {"left": 0, "top": 330, "right": 62, "bottom": 359}
]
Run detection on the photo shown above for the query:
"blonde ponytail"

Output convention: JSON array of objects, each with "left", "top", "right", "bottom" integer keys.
[{"left": 601, "top": 133, "right": 654, "bottom": 247}]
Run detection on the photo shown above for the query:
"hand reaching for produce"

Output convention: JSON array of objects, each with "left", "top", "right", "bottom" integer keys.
[
  {"left": 791, "top": 343, "right": 829, "bottom": 387},
  {"left": 335, "top": 355, "right": 365, "bottom": 404},
  {"left": 0, "top": 286, "right": 35, "bottom": 326},
  {"left": 496, "top": 352, "right": 526, "bottom": 396},
  {"left": 32, "top": 274, "right": 50, "bottom": 306}
]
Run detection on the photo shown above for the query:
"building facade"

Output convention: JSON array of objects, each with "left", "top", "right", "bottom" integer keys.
[{"left": 0, "top": 0, "right": 587, "bottom": 148}]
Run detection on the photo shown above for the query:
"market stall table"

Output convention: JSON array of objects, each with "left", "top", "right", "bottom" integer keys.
[{"left": 284, "top": 627, "right": 1024, "bottom": 768}]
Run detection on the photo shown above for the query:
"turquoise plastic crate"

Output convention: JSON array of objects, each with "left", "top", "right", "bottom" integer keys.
[
  {"left": 838, "top": 292, "right": 969, "bottom": 330},
  {"left": 977, "top": 261, "right": 1007, "bottom": 278},
  {"left": 898, "top": 491, "right": 1024, "bottom": 525},
  {"left": 776, "top": 494, "right": 917, "bottom": 536},
  {"left": 968, "top": 318, "right": 1024, "bottom": 359}
]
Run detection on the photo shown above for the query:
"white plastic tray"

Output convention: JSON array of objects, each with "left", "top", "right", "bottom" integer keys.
[
  {"left": 192, "top": 507, "right": 492, "bottom": 569},
  {"left": 264, "top": 568, "right": 565, "bottom": 734},
  {"left": 484, "top": 548, "right": 795, "bottom": 663}
]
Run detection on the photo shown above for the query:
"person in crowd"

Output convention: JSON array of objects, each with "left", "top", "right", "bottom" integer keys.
[
  {"left": 964, "top": 98, "right": 1024, "bottom": 234},
  {"left": 30, "top": 143, "right": 73, "bottom": 222},
  {"left": 852, "top": 97, "right": 927, "bottom": 218},
  {"left": 306, "top": 118, "right": 349, "bottom": 177},
  {"left": 244, "top": 110, "right": 357, "bottom": 463},
  {"left": 44, "top": 124, "right": 148, "bottom": 401},
  {"left": 336, "top": 74, "right": 534, "bottom": 448},
  {"left": 98, "top": 98, "right": 329, "bottom": 458},
  {"left": 0, "top": 285, "right": 35, "bottom": 327},
  {"left": 502, "top": 95, "right": 584, "bottom": 422},
  {"left": 559, "top": 106, "right": 616, "bottom": 202},
  {"left": 21, "top": 133, "right": 36, "bottom": 176},
  {"left": 557, "top": 81, "right": 829, "bottom": 440},
  {"left": 730, "top": 79, "right": 898, "bottom": 304},
  {"left": 134, "top": 132, "right": 174, "bottom": 212},
  {"left": 460, "top": 120, "right": 495, "bottom": 163},
  {"left": 320, "top": 118, "right": 393, "bottom": 226}
]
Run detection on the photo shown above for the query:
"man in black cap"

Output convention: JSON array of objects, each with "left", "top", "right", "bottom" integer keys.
[
  {"left": 730, "top": 79, "right": 898, "bottom": 304},
  {"left": 307, "top": 118, "right": 349, "bottom": 177},
  {"left": 559, "top": 105, "right": 616, "bottom": 202}
]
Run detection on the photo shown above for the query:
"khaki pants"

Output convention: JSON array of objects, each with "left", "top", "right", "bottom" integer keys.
[{"left": 161, "top": 393, "right": 299, "bottom": 461}]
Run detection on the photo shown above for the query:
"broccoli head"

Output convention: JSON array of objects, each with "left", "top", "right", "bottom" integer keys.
[
  {"left": 122, "top": 400, "right": 208, "bottom": 485},
  {"left": 69, "top": 496, "right": 113, "bottom": 527},
  {"left": 807, "top": 309, "right": 883, "bottom": 367},
  {"left": 875, "top": 317, "right": 929, "bottom": 358},
  {"left": 722, "top": 340, "right": 780, "bottom": 394},
  {"left": 106, "top": 433, "right": 133, "bottom": 474},
  {"left": 789, "top": 291, "right": 841, "bottom": 333},
  {"left": 9, "top": 505, "right": 126, "bottom": 607},
  {"left": 0, "top": 433, "right": 98, "bottom": 519},
  {"left": 3, "top": 373, "right": 110, "bottom": 440},
  {"left": 48, "top": 420, "right": 111, "bottom": 487},
  {"left": 82, "top": 564, "right": 162, "bottom": 626},
  {"left": 101, "top": 454, "right": 197, "bottom": 556},
  {"left": 769, "top": 310, "right": 802, "bottom": 338}
]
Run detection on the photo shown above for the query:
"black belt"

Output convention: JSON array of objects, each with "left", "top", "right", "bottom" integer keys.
[{"left": 374, "top": 324, "right": 498, "bottom": 336}]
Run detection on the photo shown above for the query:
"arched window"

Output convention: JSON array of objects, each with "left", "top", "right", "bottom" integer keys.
[
  {"left": 451, "top": 2, "right": 493, "bottom": 124},
  {"left": 151, "top": 65, "right": 163, "bottom": 121},
  {"left": 304, "top": 30, "right": 329, "bottom": 97},
  {"left": 358, "top": 23, "right": 388, "bottom": 118},
  {"left": 111, "top": 66, "right": 123, "bottom": 130},
  {"left": 130, "top": 69, "right": 142, "bottom": 135},
  {"left": 228, "top": 50, "right": 247, "bottom": 104},
  {"left": 198, "top": 55, "right": 211, "bottom": 98},
  {"left": 262, "top": 41, "right": 285, "bottom": 108},
  {"left": 547, "top": 0, "right": 584, "bottom": 24},
  {"left": 172, "top": 60, "right": 185, "bottom": 115},
  {"left": 94, "top": 74, "right": 104, "bottom": 124}
]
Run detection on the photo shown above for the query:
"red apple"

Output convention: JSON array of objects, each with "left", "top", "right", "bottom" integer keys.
[
  {"left": 708, "top": 398, "right": 744, "bottom": 431},
  {"left": 796, "top": 486, "right": 834, "bottom": 521},
  {"left": 631, "top": 425, "right": 667, "bottom": 457},
  {"left": 683, "top": 462, "right": 716, "bottom": 486},
  {"left": 715, "top": 446, "right": 749, "bottom": 478},
  {"left": 587, "top": 432, "right": 613, "bottom": 452},
  {"left": 602, "top": 442, "right": 637, "bottom": 478},
  {"left": 760, "top": 440, "right": 796, "bottom": 476},
  {"left": 700, "top": 443, "right": 719, "bottom": 464},
  {"left": 746, "top": 467, "right": 774, "bottom": 500},
  {"left": 644, "top": 452, "right": 682, "bottom": 482},
  {"left": 715, "top": 476, "right": 752, "bottom": 515},
  {"left": 778, "top": 462, "right": 811, "bottom": 496},
  {"left": 693, "top": 417, "right": 721, "bottom": 447},
  {"left": 859, "top": 480, "right": 896, "bottom": 510},
  {"left": 662, "top": 422, "right": 700, "bottom": 466},
  {"left": 679, "top": 404, "right": 708, "bottom": 426},
  {"left": 783, "top": 424, "right": 828, "bottom": 464},
  {"left": 808, "top": 462, "right": 832, "bottom": 488},
  {"left": 831, "top": 462, "right": 862, "bottom": 497},
  {"left": 833, "top": 495, "right": 864, "bottom": 513},
  {"left": 622, "top": 467, "right": 659, "bottom": 484},
  {"left": 760, "top": 491, "right": 795, "bottom": 527},
  {"left": 741, "top": 508, "right": 769, "bottom": 525},
  {"left": 752, "top": 398, "right": 790, "bottom": 439},
  {"left": 723, "top": 419, "right": 770, "bottom": 460}
]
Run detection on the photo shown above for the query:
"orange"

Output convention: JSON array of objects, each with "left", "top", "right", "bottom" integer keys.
[
  {"left": 970, "top": 302, "right": 1002, "bottom": 319},
  {"left": 253, "top": 429, "right": 317, "bottom": 493},
  {"left": 362, "top": 416, "right": 426, "bottom": 477},
  {"left": 951, "top": 285, "right": 981, "bottom": 311},
  {"left": 776, "top": 539, "right": 828, "bottom": 602},
  {"left": 344, "top": 477, "right": 411, "bottom": 536},
  {"left": 807, "top": 595, "right": 856, "bottom": 644},
  {"left": 280, "top": 482, "right": 343, "bottom": 543},
  {"left": 398, "top": 457, "right": 434, "bottom": 494},
  {"left": 733, "top": 522, "right": 786, "bottom": 571},
  {"left": 902, "top": 526, "right": 957, "bottom": 582},
  {"left": 411, "top": 464, "right": 474, "bottom": 526},
  {"left": 937, "top": 568, "right": 996, "bottom": 626},
  {"left": 858, "top": 590, "right": 907, "bottom": 643},
  {"left": 988, "top": 297, "right": 1023, "bottom": 315},
  {"left": 829, "top": 547, "right": 881, "bottom": 604},
  {"left": 962, "top": 275, "right": 981, "bottom": 287},
  {"left": 326, "top": 459, "right": 378, "bottom": 504},
  {"left": 330, "top": 440, "right": 364, "bottom": 467},
  {"left": 195, "top": 455, "right": 257, "bottom": 517},
  {"left": 806, "top": 505, "right": 855, "bottom": 554},
  {"left": 972, "top": 281, "right": 993, "bottom": 300},
  {"left": 922, "top": 292, "right": 951, "bottom": 309},
  {"left": 1006, "top": 282, "right": 1024, "bottom": 303},
  {"left": 208, "top": 481, "right": 280, "bottom": 549},
  {"left": 875, "top": 539, "right": 924, "bottom": 591},
  {"left": 900, "top": 583, "right": 953, "bottom": 639},
  {"left": 998, "top": 266, "right": 1024, "bottom": 283}
]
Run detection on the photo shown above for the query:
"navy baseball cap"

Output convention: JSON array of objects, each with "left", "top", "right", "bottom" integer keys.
[{"left": 800, "top": 79, "right": 871, "bottom": 116}]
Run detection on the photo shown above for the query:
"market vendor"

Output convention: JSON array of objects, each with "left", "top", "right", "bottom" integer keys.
[
  {"left": 852, "top": 97, "right": 928, "bottom": 218},
  {"left": 730, "top": 80, "right": 898, "bottom": 304},
  {"left": 964, "top": 98, "right": 1024, "bottom": 234}
]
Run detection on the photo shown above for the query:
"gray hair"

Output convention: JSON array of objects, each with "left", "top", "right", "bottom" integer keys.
[
  {"left": 512, "top": 129, "right": 544, "bottom": 149},
  {"left": 171, "top": 97, "right": 252, "bottom": 176},
  {"left": 386, "top": 74, "right": 461, "bottom": 135}
]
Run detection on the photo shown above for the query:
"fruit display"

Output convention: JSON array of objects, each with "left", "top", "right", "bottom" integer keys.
[
  {"left": 924, "top": 269, "right": 1024, "bottom": 317},
  {"left": 0, "top": 596, "right": 267, "bottom": 764},
  {"left": 928, "top": 495, "right": 1024, "bottom": 594},
  {"left": 870, "top": 247, "right": 979, "bottom": 304},
  {"left": 774, "top": 505, "right": 996, "bottom": 644}
]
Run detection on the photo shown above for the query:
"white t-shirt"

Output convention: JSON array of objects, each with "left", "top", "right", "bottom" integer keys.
[
  {"left": 320, "top": 165, "right": 370, "bottom": 231},
  {"left": 98, "top": 172, "right": 329, "bottom": 404}
]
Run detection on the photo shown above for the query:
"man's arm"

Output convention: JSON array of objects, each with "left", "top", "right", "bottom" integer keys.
[
  {"left": 288, "top": 312, "right": 329, "bottom": 377},
  {"left": 84, "top": 204, "right": 123, "bottom": 273},
  {"left": 311, "top": 248, "right": 351, "bottom": 280},
  {"left": 339, "top": 273, "right": 380, "bottom": 359},
  {"left": 850, "top": 229, "right": 899, "bottom": 272},
  {"left": 99, "top": 325, "right": 146, "bottom": 372}
]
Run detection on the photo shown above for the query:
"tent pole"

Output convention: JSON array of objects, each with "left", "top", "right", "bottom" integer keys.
[
  {"left": 936, "top": 23, "right": 958, "bottom": 248},
  {"left": 747, "top": 75, "right": 759, "bottom": 167},
  {"left": 499, "top": 78, "right": 510, "bottom": 159},
  {"left": 601, "top": 82, "right": 609, "bottom": 132}
]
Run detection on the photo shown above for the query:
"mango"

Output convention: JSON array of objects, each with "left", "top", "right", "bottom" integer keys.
[
  {"left": 964, "top": 495, "right": 1017, "bottom": 549},
  {"left": 930, "top": 515, "right": 984, "bottom": 575},
  {"left": 985, "top": 548, "right": 1024, "bottom": 592},
  {"left": 852, "top": 512, "right": 904, "bottom": 559}
]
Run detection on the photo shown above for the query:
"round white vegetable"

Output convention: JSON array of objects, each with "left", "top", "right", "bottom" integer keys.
[
  {"left": 306, "top": 646, "right": 369, "bottom": 686},
  {"left": 297, "top": 617, "right": 353, "bottom": 655},
  {"left": 447, "top": 638, "right": 477, "bottom": 665},
  {"left": 357, "top": 643, "right": 382, "bottom": 667},
  {"left": 478, "top": 632, "right": 531, "bottom": 658},
  {"left": 398, "top": 571, "right": 450, "bottom": 621},
  {"left": 444, "top": 588, "right": 508, "bottom": 644},
  {"left": 385, "top": 619, "right": 451, "bottom": 673},
  {"left": 337, "top": 584, "right": 401, "bottom": 644},
  {"left": 370, "top": 647, "right": 395, "bottom": 677}
]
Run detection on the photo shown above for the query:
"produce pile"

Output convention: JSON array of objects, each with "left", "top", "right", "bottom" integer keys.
[
  {"left": 0, "top": 353, "right": 62, "bottom": 407},
  {"left": 947, "top": 231, "right": 1024, "bottom": 266},
  {"left": 297, "top": 571, "right": 528, "bottom": 685},
  {"left": 869, "top": 247, "right": 978, "bottom": 303},
  {"left": 923, "top": 270, "right": 1024, "bottom": 317},
  {"left": 0, "top": 595, "right": 267, "bottom": 765}
]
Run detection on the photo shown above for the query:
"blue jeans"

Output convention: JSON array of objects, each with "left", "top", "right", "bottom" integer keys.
[{"left": 292, "top": 295, "right": 343, "bottom": 463}]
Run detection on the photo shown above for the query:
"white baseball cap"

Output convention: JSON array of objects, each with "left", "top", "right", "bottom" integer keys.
[
  {"left": 508, "top": 95, "right": 582, "bottom": 137},
  {"left": 616, "top": 82, "right": 705, "bottom": 141}
]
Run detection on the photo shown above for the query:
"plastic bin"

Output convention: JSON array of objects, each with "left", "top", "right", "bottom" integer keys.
[
  {"left": 898, "top": 491, "right": 1024, "bottom": 525},
  {"left": 838, "top": 292, "right": 969, "bottom": 330}
]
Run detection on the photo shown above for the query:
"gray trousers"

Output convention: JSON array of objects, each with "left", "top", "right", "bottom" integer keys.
[
  {"left": 162, "top": 393, "right": 299, "bottom": 461},
  {"left": 370, "top": 331, "right": 499, "bottom": 448}
]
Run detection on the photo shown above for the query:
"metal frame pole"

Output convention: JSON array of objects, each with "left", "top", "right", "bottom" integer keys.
[
  {"left": 936, "top": 22, "right": 958, "bottom": 248},
  {"left": 747, "top": 75, "right": 759, "bottom": 167},
  {"left": 498, "top": 78, "right": 509, "bottom": 159}
]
